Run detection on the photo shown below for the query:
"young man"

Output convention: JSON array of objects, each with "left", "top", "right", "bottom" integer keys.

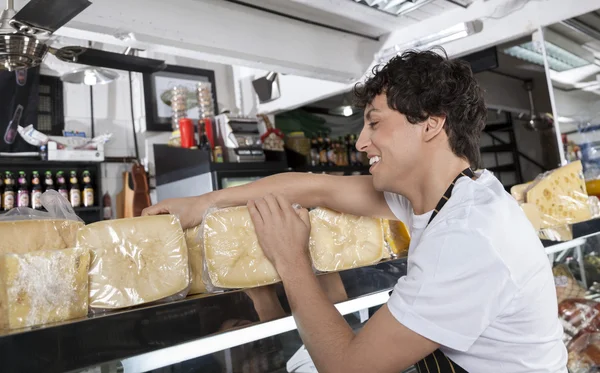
[{"left": 144, "top": 49, "right": 567, "bottom": 372}]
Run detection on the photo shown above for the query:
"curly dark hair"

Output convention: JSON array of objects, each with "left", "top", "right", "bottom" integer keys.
[{"left": 353, "top": 47, "right": 486, "bottom": 168}]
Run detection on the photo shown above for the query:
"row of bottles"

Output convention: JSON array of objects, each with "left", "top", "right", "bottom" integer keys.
[
  {"left": 1, "top": 170, "right": 95, "bottom": 211},
  {"left": 309, "top": 133, "right": 367, "bottom": 167}
]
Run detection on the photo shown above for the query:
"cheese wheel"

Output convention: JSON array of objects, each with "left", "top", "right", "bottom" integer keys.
[
  {"left": 526, "top": 161, "right": 591, "bottom": 228},
  {"left": 0, "top": 247, "right": 90, "bottom": 330},
  {"left": 186, "top": 225, "right": 206, "bottom": 295},
  {"left": 0, "top": 219, "right": 83, "bottom": 255},
  {"left": 309, "top": 208, "right": 385, "bottom": 272},
  {"left": 203, "top": 206, "right": 280, "bottom": 289},
  {"left": 78, "top": 215, "right": 190, "bottom": 309}
]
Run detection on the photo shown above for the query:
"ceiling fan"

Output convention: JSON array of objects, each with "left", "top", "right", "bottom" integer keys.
[{"left": 0, "top": 0, "right": 166, "bottom": 73}]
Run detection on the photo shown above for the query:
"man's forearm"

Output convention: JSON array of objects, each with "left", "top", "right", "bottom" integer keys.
[
  {"left": 209, "top": 172, "right": 326, "bottom": 210},
  {"left": 281, "top": 260, "right": 356, "bottom": 373}
]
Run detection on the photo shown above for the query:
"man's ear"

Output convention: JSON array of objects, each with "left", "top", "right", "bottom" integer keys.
[{"left": 422, "top": 115, "right": 446, "bottom": 142}]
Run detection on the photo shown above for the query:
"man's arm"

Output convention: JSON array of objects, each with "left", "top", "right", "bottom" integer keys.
[
  {"left": 211, "top": 172, "right": 394, "bottom": 218},
  {"left": 282, "top": 259, "right": 439, "bottom": 373},
  {"left": 143, "top": 172, "right": 396, "bottom": 229}
]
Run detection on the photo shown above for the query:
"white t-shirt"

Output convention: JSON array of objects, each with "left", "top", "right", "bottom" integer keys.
[{"left": 384, "top": 170, "right": 568, "bottom": 373}]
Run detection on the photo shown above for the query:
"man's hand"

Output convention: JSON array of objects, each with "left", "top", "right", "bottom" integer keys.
[
  {"left": 142, "top": 195, "right": 215, "bottom": 230},
  {"left": 247, "top": 194, "right": 311, "bottom": 274}
]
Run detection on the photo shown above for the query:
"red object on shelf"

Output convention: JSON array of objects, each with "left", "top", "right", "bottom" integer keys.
[
  {"left": 203, "top": 118, "right": 214, "bottom": 148},
  {"left": 179, "top": 118, "right": 195, "bottom": 148}
]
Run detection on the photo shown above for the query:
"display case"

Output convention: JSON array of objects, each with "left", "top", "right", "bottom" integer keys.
[{"left": 0, "top": 258, "right": 408, "bottom": 373}]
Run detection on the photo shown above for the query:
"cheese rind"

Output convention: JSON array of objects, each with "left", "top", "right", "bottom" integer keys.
[
  {"left": 78, "top": 215, "right": 190, "bottom": 309},
  {"left": 203, "top": 206, "right": 280, "bottom": 289},
  {"left": 0, "top": 247, "right": 90, "bottom": 330},
  {"left": 525, "top": 161, "right": 591, "bottom": 228},
  {"left": 383, "top": 219, "right": 410, "bottom": 257},
  {"left": 0, "top": 219, "right": 83, "bottom": 255},
  {"left": 186, "top": 225, "right": 206, "bottom": 295},
  {"left": 309, "top": 208, "right": 385, "bottom": 272}
]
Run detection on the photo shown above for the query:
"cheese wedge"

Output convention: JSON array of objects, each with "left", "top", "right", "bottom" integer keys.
[
  {"left": 78, "top": 215, "right": 190, "bottom": 309},
  {"left": 203, "top": 207, "right": 280, "bottom": 289},
  {"left": 510, "top": 182, "right": 532, "bottom": 203},
  {"left": 520, "top": 203, "right": 542, "bottom": 231},
  {"left": 0, "top": 219, "right": 83, "bottom": 255},
  {"left": 309, "top": 208, "right": 385, "bottom": 272},
  {"left": 383, "top": 219, "right": 410, "bottom": 257},
  {"left": 0, "top": 247, "right": 90, "bottom": 330},
  {"left": 525, "top": 161, "right": 591, "bottom": 228},
  {"left": 186, "top": 225, "right": 206, "bottom": 295}
]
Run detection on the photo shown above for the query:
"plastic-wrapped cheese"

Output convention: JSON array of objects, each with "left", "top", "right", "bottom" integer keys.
[
  {"left": 78, "top": 215, "right": 190, "bottom": 309},
  {"left": 203, "top": 206, "right": 280, "bottom": 289},
  {"left": 186, "top": 225, "right": 206, "bottom": 295},
  {"left": 0, "top": 219, "right": 83, "bottom": 255},
  {"left": 309, "top": 208, "right": 385, "bottom": 272},
  {"left": 525, "top": 161, "right": 591, "bottom": 228},
  {"left": 0, "top": 247, "right": 90, "bottom": 330}
]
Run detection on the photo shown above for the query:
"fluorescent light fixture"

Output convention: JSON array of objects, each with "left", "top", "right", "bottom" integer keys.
[
  {"left": 353, "top": 0, "right": 436, "bottom": 16},
  {"left": 120, "top": 291, "right": 390, "bottom": 373},
  {"left": 376, "top": 20, "right": 483, "bottom": 64},
  {"left": 503, "top": 29, "right": 594, "bottom": 72}
]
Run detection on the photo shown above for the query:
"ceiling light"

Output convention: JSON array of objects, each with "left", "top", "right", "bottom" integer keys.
[
  {"left": 376, "top": 20, "right": 483, "bottom": 64},
  {"left": 352, "top": 0, "right": 473, "bottom": 16},
  {"left": 502, "top": 29, "right": 594, "bottom": 72},
  {"left": 61, "top": 67, "right": 119, "bottom": 85}
]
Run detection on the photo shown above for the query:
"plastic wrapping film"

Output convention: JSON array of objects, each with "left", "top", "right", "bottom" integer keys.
[
  {"left": 202, "top": 206, "right": 281, "bottom": 291},
  {"left": 77, "top": 215, "right": 190, "bottom": 310},
  {"left": 512, "top": 161, "right": 593, "bottom": 241},
  {"left": 0, "top": 247, "right": 90, "bottom": 330},
  {"left": 0, "top": 190, "right": 83, "bottom": 255},
  {"left": 308, "top": 207, "right": 385, "bottom": 272},
  {"left": 559, "top": 299, "right": 600, "bottom": 372},
  {"left": 382, "top": 219, "right": 410, "bottom": 258},
  {"left": 186, "top": 224, "right": 207, "bottom": 295},
  {"left": 554, "top": 264, "right": 587, "bottom": 304}
]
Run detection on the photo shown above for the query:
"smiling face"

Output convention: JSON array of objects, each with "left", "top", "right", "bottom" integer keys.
[{"left": 356, "top": 94, "right": 425, "bottom": 193}]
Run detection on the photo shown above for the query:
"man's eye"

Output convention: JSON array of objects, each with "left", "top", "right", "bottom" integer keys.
[{"left": 368, "top": 122, "right": 379, "bottom": 128}]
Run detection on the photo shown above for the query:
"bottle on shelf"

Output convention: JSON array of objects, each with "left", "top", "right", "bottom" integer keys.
[
  {"left": 31, "top": 171, "right": 43, "bottom": 210},
  {"left": 103, "top": 191, "right": 112, "bottom": 220},
  {"left": 3, "top": 171, "right": 14, "bottom": 211},
  {"left": 17, "top": 171, "right": 29, "bottom": 208},
  {"left": 56, "top": 171, "right": 69, "bottom": 202},
  {"left": 44, "top": 171, "right": 55, "bottom": 192},
  {"left": 310, "top": 136, "right": 319, "bottom": 167},
  {"left": 325, "top": 133, "right": 335, "bottom": 166},
  {"left": 199, "top": 122, "right": 212, "bottom": 152},
  {"left": 349, "top": 134, "right": 359, "bottom": 166},
  {"left": 69, "top": 171, "right": 81, "bottom": 208},
  {"left": 317, "top": 132, "right": 327, "bottom": 166},
  {"left": 82, "top": 170, "right": 94, "bottom": 207}
]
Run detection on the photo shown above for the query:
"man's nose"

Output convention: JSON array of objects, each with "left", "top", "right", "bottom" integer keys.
[{"left": 355, "top": 129, "right": 369, "bottom": 151}]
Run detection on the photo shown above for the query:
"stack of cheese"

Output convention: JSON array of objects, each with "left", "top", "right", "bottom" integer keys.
[
  {"left": 201, "top": 206, "right": 388, "bottom": 289},
  {"left": 511, "top": 160, "right": 592, "bottom": 232},
  {"left": 0, "top": 219, "right": 89, "bottom": 330},
  {"left": 77, "top": 215, "right": 190, "bottom": 309}
]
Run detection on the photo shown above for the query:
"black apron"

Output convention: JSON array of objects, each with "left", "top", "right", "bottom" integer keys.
[{"left": 410, "top": 168, "right": 476, "bottom": 373}]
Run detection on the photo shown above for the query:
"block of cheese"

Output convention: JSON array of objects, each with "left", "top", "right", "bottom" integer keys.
[
  {"left": 510, "top": 182, "right": 532, "bottom": 203},
  {"left": 309, "top": 208, "right": 385, "bottom": 272},
  {"left": 525, "top": 161, "right": 591, "bottom": 228},
  {"left": 203, "top": 206, "right": 280, "bottom": 289},
  {"left": 0, "top": 219, "right": 83, "bottom": 255},
  {"left": 186, "top": 225, "right": 206, "bottom": 295},
  {"left": 520, "top": 203, "right": 542, "bottom": 231},
  {"left": 78, "top": 215, "right": 190, "bottom": 309},
  {"left": 0, "top": 247, "right": 90, "bottom": 330},
  {"left": 382, "top": 219, "right": 410, "bottom": 257}
]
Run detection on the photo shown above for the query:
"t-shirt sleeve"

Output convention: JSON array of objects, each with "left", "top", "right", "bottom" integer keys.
[
  {"left": 383, "top": 191, "right": 411, "bottom": 225},
  {"left": 386, "top": 227, "right": 517, "bottom": 351}
]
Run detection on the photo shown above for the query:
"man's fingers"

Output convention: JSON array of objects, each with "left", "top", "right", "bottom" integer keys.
[
  {"left": 264, "top": 194, "right": 283, "bottom": 217},
  {"left": 253, "top": 198, "right": 272, "bottom": 225},
  {"left": 295, "top": 207, "right": 311, "bottom": 228},
  {"left": 275, "top": 195, "right": 296, "bottom": 216},
  {"left": 247, "top": 200, "right": 264, "bottom": 228},
  {"left": 142, "top": 205, "right": 165, "bottom": 216}
]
